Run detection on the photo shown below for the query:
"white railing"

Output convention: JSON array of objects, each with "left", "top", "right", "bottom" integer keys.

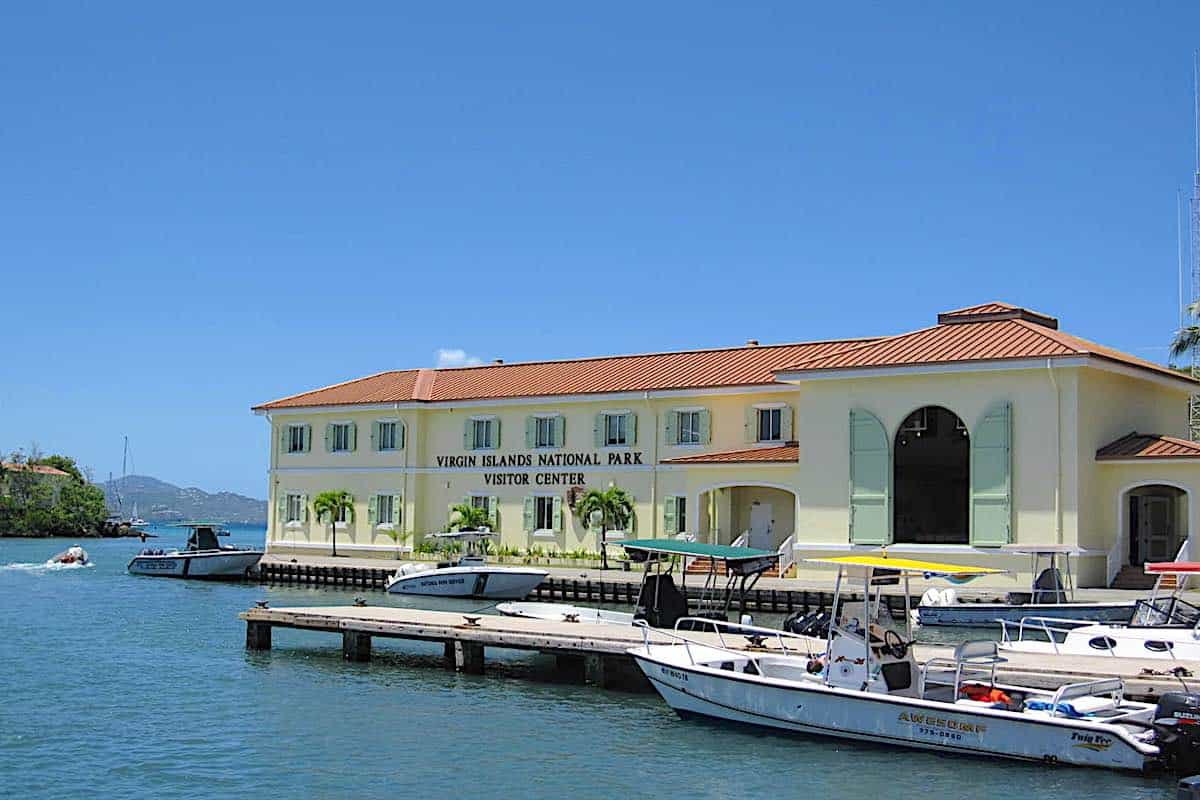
[
  {"left": 731, "top": 532, "right": 748, "bottom": 548},
  {"left": 633, "top": 617, "right": 816, "bottom": 669},
  {"left": 777, "top": 534, "right": 795, "bottom": 576},
  {"left": 1152, "top": 539, "right": 1192, "bottom": 596}
]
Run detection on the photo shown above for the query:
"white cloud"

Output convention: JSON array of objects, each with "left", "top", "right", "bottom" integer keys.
[{"left": 435, "top": 348, "right": 482, "bottom": 368}]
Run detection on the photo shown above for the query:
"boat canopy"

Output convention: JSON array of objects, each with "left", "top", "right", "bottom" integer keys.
[
  {"left": 803, "top": 554, "right": 1006, "bottom": 579},
  {"left": 428, "top": 531, "right": 498, "bottom": 541},
  {"left": 1145, "top": 562, "right": 1200, "bottom": 575}
]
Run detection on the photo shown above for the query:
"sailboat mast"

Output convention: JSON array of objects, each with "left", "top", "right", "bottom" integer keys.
[{"left": 1190, "top": 51, "right": 1200, "bottom": 440}]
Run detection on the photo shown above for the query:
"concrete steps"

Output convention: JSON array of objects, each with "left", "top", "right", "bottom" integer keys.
[{"left": 1110, "top": 565, "right": 1156, "bottom": 591}]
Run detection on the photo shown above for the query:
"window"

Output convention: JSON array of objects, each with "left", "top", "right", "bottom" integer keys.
[
  {"left": 469, "top": 495, "right": 489, "bottom": 511},
  {"left": 535, "top": 417, "right": 556, "bottom": 448},
  {"left": 605, "top": 413, "right": 627, "bottom": 446},
  {"left": 376, "top": 494, "right": 395, "bottom": 526},
  {"left": 678, "top": 411, "right": 701, "bottom": 445},
  {"left": 472, "top": 418, "right": 495, "bottom": 450},
  {"left": 286, "top": 425, "right": 308, "bottom": 453},
  {"left": 757, "top": 408, "right": 782, "bottom": 442},
  {"left": 331, "top": 423, "right": 352, "bottom": 452},
  {"left": 535, "top": 497, "right": 555, "bottom": 530},
  {"left": 664, "top": 496, "right": 686, "bottom": 535},
  {"left": 286, "top": 494, "right": 304, "bottom": 523},
  {"left": 376, "top": 421, "right": 399, "bottom": 451}
]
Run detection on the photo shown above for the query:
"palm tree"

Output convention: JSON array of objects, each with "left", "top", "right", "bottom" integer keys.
[
  {"left": 381, "top": 527, "right": 412, "bottom": 560},
  {"left": 575, "top": 485, "right": 634, "bottom": 569},
  {"left": 1170, "top": 300, "right": 1200, "bottom": 365},
  {"left": 312, "top": 490, "right": 354, "bottom": 557},
  {"left": 448, "top": 502, "right": 491, "bottom": 531}
]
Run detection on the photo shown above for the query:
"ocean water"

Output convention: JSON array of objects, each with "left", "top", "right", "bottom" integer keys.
[{"left": 0, "top": 529, "right": 1176, "bottom": 800}]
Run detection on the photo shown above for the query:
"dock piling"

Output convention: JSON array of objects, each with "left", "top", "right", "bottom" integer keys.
[
  {"left": 446, "top": 640, "right": 485, "bottom": 674},
  {"left": 246, "top": 621, "right": 272, "bottom": 651},
  {"left": 342, "top": 631, "right": 372, "bottom": 662}
]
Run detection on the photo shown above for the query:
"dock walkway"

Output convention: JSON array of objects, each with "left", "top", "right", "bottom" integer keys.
[{"left": 240, "top": 604, "right": 1198, "bottom": 700}]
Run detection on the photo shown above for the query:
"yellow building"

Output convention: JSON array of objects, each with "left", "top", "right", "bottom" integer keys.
[{"left": 253, "top": 302, "right": 1200, "bottom": 588}]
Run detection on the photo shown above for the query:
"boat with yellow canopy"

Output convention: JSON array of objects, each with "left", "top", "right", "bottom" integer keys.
[{"left": 628, "top": 552, "right": 1200, "bottom": 773}]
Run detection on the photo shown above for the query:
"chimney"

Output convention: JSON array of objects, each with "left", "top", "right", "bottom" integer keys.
[
  {"left": 492, "top": 358, "right": 504, "bottom": 365},
  {"left": 745, "top": 339, "right": 759, "bottom": 347}
]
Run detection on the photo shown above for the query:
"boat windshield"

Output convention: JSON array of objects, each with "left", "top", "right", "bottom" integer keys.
[{"left": 1131, "top": 595, "right": 1200, "bottom": 628}]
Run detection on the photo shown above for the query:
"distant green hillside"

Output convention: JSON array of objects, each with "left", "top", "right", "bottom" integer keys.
[{"left": 102, "top": 475, "right": 266, "bottom": 525}]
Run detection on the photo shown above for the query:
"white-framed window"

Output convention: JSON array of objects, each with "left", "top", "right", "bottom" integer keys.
[
  {"left": 678, "top": 411, "right": 701, "bottom": 444},
  {"left": 757, "top": 408, "right": 782, "bottom": 442},
  {"left": 469, "top": 417, "right": 497, "bottom": 450},
  {"left": 605, "top": 413, "right": 627, "bottom": 446},
  {"left": 286, "top": 425, "right": 308, "bottom": 454},
  {"left": 376, "top": 420, "right": 400, "bottom": 451},
  {"left": 535, "top": 496, "right": 555, "bottom": 530},
  {"left": 376, "top": 494, "right": 395, "bottom": 526},
  {"left": 336, "top": 503, "right": 352, "bottom": 524},
  {"left": 331, "top": 423, "right": 352, "bottom": 452},
  {"left": 286, "top": 493, "right": 305, "bottom": 523}
]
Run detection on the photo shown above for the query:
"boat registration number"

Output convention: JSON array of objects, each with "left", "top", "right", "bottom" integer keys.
[
  {"left": 898, "top": 711, "right": 986, "bottom": 741},
  {"left": 136, "top": 559, "right": 178, "bottom": 571}
]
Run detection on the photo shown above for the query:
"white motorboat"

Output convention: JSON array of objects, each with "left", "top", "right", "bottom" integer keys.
[
  {"left": 628, "top": 553, "right": 1200, "bottom": 773},
  {"left": 917, "top": 546, "right": 1134, "bottom": 627},
  {"left": 1000, "top": 561, "right": 1200, "bottom": 661},
  {"left": 496, "top": 602, "right": 635, "bottom": 625},
  {"left": 385, "top": 532, "right": 547, "bottom": 599},
  {"left": 497, "top": 538, "right": 778, "bottom": 628},
  {"left": 49, "top": 545, "right": 89, "bottom": 566},
  {"left": 127, "top": 523, "right": 263, "bottom": 579}
]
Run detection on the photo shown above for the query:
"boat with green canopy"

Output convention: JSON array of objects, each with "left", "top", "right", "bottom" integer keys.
[{"left": 496, "top": 538, "right": 779, "bottom": 627}]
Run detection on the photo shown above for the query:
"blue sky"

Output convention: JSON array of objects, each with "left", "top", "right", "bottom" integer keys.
[{"left": 1, "top": 3, "right": 1198, "bottom": 498}]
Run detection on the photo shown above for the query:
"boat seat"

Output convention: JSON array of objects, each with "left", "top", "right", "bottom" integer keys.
[{"left": 954, "top": 640, "right": 1008, "bottom": 667}]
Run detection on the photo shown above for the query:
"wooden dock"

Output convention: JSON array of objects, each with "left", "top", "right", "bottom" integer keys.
[
  {"left": 240, "top": 604, "right": 1199, "bottom": 700},
  {"left": 254, "top": 559, "right": 1008, "bottom": 614}
]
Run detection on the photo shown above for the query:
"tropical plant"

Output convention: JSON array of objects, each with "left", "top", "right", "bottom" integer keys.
[
  {"left": 574, "top": 485, "right": 634, "bottom": 569},
  {"left": 448, "top": 502, "right": 491, "bottom": 532},
  {"left": 312, "top": 490, "right": 354, "bottom": 557},
  {"left": 381, "top": 527, "right": 412, "bottom": 560},
  {"left": 1171, "top": 300, "right": 1200, "bottom": 365}
]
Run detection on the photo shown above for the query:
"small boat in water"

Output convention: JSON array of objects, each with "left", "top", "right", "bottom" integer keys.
[
  {"left": 629, "top": 553, "right": 1200, "bottom": 773},
  {"left": 1000, "top": 562, "right": 1200, "bottom": 660},
  {"left": 49, "top": 545, "right": 89, "bottom": 566},
  {"left": 497, "top": 538, "right": 778, "bottom": 628},
  {"left": 386, "top": 532, "right": 547, "bottom": 599},
  {"left": 127, "top": 523, "right": 262, "bottom": 579},
  {"left": 916, "top": 546, "right": 1134, "bottom": 627}
]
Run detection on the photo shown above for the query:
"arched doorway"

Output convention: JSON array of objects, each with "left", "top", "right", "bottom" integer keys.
[
  {"left": 696, "top": 484, "right": 797, "bottom": 551},
  {"left": 893, "top": 406, "right": 969, "bottom": 544},
  {"left": 1125, "top": 484, "right": 1188, "bottom": 565}
]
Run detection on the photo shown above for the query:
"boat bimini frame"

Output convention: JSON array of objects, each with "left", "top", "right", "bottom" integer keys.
[{"left": 621, "top": 539, "right": 779, "bottom": 628}]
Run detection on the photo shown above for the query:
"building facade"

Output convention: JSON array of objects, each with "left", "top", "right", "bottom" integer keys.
[{"left": 254, "top": 302, "right": 1200, "bottom": 587}]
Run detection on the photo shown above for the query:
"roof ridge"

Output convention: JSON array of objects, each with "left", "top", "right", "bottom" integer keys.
[{"left": 430, "top": 336, "right": 882, "bottom": 373}]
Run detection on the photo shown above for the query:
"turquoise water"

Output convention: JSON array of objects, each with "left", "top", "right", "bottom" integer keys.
[{"left": 0, "top": 529, "right": 1175, "bottom": 800}]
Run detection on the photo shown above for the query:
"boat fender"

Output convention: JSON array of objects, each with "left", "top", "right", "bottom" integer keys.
[
  {"left": 919, "top": 588, "right": 942, "bottom": 607},
  {"left": 940, "top": 588, "right": 957, "bottom": 606}
]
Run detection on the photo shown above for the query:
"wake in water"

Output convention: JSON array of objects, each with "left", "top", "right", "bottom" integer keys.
[{"left": 3, "top": 560, "right": 96, "bottom": 573}]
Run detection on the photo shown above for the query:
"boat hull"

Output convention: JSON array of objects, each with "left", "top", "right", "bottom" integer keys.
[
  {"left": 496, "top": 601, "right": 635, "bottom": 625},
  {"left": 127, "top": 550, "right": 263, "bottom": 578},
  {"left": 918, "top": 602, "right": 1134, "bottom": 627},
  {"left": 630, "top": 648, "right": 1156, "bottom": 772},
  {"left": 386, "top": 567, "right": 547, "bottom": 599}
]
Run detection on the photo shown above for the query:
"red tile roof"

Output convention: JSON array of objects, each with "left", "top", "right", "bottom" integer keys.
[
  {"left": 253, "top": 340, "right": 871, "bottom": 410},
  {"left": 662, "top": 445, "right": 800, "bottom": 464},
  {"left": 780, "top": 304, "right": 1190, "bottom": 384},
  {"left": 2, "top": 462, "right": 70, "bottom": 477},
  {"left": 255, "top": 302, "right": 1194, "bottom": 410},
  {"left": 1096, "top": 432, "right": 1200, "bottom": 460}
]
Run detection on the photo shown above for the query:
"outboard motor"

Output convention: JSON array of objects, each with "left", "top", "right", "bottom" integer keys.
[
  {"left": 783, "top": 609, "right": 831, "bottom": 639},
  {"left": 1153, "top": 692, "right": 1200, "bottom": 775}
]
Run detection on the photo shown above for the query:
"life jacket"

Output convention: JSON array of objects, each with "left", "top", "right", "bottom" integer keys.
[{"left": 960, "top": 683, "right": 1012, "bottom": 705}]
